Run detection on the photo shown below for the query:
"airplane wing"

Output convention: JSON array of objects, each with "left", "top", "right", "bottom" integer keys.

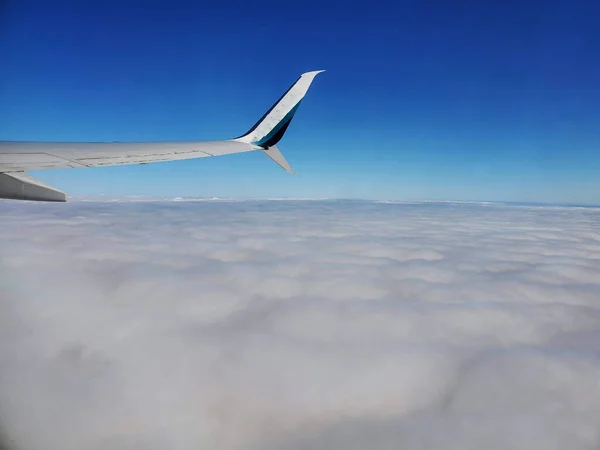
[{"left": 0, "top": 70, "right": 324, "bottom": 202}]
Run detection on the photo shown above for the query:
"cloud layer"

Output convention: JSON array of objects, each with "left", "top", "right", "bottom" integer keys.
[{"left": 1, "top": 199, "right": 600, "bottom": 450}]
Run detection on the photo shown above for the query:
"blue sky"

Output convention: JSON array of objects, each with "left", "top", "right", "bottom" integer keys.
[{"left": 1, "top": 0, "right": 600, "bottom": 204}]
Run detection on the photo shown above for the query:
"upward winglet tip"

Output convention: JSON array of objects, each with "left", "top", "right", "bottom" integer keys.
[{"left": 301, "top": 70, "right": 326, "bottom": 78}]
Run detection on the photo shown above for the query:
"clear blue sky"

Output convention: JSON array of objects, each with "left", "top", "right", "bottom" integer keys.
[{"left": 2, "top": 0, "right": 600, "bottom": 204}]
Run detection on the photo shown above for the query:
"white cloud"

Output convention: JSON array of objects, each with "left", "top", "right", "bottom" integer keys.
[{"left": 0, "top": 200, "right": 599, "bottom": 450}]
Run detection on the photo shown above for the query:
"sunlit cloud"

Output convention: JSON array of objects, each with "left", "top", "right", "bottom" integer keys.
[{"left": 1, "top": 199, "right": 599, "bottom": 450}]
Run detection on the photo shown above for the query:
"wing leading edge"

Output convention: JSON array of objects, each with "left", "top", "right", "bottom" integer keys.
[{"left": 0, "top": 70, "right": 324, "bottom": 202}]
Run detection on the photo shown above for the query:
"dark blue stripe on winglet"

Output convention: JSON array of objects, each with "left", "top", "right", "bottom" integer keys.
[
  {"left": 233, "top": 75, "right": 302, "bottom": 141},
  {"left": 254, "top": 101, "right": 302, "bottom": 147}
]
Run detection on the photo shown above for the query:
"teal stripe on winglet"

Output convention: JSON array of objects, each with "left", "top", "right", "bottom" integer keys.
[{"left": 253, "top": 101, "right": 302, "bottom": 146}]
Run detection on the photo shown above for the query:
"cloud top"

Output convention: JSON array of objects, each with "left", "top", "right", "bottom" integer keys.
[{"left": 1, "top": 200, "right": 599, "bottom": 450}]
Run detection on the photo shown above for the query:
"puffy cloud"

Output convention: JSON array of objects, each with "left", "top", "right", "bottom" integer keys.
[{"left": 0, "top": 199, "right": 599, "bottom": 450}]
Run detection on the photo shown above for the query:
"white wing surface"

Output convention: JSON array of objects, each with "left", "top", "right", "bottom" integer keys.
[{"left": 0, "top": 70, "right": 324, "bottom": 202}]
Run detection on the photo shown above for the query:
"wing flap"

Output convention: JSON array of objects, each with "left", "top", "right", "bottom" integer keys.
[
  {"left": 0, "top": 152, "right": 84, "bottom": 171},
  {"left": 77, "top": 150, "right": 212, "bottom": 167},
  {"left": 0, "top": 172, "right": 67, "bottom": 202}
]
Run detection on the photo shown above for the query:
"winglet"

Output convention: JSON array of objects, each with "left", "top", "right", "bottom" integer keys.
[
  {"left": 261, "top": 145, "right": 294, "bottom": 174},
  {"left": 232, "top": 70, "right": 325, "bottom": 147}
]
